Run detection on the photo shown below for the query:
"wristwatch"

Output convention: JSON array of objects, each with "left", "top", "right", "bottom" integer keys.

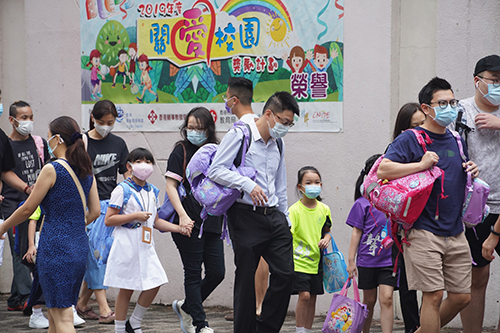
[{"left": 491, "top": 225, "right": 500, "bottom": 237}]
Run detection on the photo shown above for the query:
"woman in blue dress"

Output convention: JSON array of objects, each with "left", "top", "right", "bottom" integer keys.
[{"left": 0, "top": 116, "right": 100, "bottom": 333}]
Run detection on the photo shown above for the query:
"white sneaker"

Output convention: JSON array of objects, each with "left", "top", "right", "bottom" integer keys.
[
  {"left": 29, "top": 313, "right": 49, "bottom": 329},
  {"left": 199, "top": 327, "right": 214, "bottom": 333},
  {"left": 172, "top": 299, "right": 195, "bottom": 333},
  {"left": 72, "top": 305, "right": 85, "bottom": 326}
]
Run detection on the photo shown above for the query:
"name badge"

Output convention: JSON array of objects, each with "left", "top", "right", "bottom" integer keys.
[{"left": 142, "top": 226, "right": 152, "bottom": 244}]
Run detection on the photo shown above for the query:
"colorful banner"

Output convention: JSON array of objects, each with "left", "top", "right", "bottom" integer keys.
[{"left": 80, "top": 0, "right": 344, "bottom": 132}]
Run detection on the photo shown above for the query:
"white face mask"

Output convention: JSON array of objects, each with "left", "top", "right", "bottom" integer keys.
[
  {"left": 14, "top": 119, "right": 34, "bottom": 136},
  {"left": 94, "top": 121, "right": 114, "bottom": 138}
]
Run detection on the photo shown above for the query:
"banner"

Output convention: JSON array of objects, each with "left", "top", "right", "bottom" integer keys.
[{"left": 80, "top": 0, "right": 344, "bottom": 132}]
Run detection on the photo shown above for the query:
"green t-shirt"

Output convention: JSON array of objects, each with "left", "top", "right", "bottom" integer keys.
[{"left": 289, "top": 200, "right": 332, "bottom": 274}]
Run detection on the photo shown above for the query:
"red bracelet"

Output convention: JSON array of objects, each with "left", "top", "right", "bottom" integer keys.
[{"left": 24, "top": 185, "right": 30, "bottom": 194}]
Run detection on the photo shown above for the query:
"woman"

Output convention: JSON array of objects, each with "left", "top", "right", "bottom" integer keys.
[
  {"left": 0, "top": 116, "right": 100, "bottom": 333},
  {"left": 392, "top": 102, "right": 426, "bottom": 140},
  {"left": 77, "top": 100, "right": 129, "bottom": 324},
  {"left": 167, "top": 107, "right": 225, "bottom": 333}
]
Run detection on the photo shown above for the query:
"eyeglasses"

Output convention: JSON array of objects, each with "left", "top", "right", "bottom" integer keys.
[
  {"left": 186, "top": 126, "right": 205, "bottom": 131},
  {"left": 272, "top": 111, "right": 295, "bottom": 127},
  {"left": 428, "top": 99, "right": 459, "bottom": 109},
  {"left": 478, "top": 76, "right": 500, "bottom": 88}
]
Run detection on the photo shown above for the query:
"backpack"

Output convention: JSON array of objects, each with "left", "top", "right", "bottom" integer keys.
[
  {"left": 32, "top": 135, "right": 45, "bottom": 163},
  {"left": 451, "top": 131, "right": 490, "bottom": 228},
  {"left": 361, "top": 129, "right": 445, "bottom": 230},
  {"left": 158, "top": 143, "right": 187, "bottom": 221},
  {"left": 185, "top": 120, "right": 282, "bottom": 240}
]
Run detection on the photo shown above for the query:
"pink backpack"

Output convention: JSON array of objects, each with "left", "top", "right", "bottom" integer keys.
[{"left": 361, "top": 129, "right": 445, "bottom": 230}]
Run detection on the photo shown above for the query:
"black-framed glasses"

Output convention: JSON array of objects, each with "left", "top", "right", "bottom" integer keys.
[
  {"left": 186, "top": 126, "right": 206, "bottom": 131},
  {"left": 428, "top": 99, "right": 459, "bottom": 109},
  {"left": 272, "top": 111, "right": 294, "bottom": 127},
  {"left": 478, "top": 76, "right": 500, "bottom": 88}
]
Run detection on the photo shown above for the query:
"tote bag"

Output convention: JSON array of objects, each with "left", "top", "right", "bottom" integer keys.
[
  {"left": 323, "top": 232, "right": 349, "bottom": 293},
  {"left": 322, "top": 278, "right": 369, "bottom": 333}
]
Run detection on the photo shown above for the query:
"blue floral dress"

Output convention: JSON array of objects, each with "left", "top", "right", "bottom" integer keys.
[{"left": 37, "top": 161, "right": 93, "bottom": 308}]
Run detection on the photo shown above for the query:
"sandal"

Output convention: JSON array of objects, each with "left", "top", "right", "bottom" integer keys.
[
  {"left": 76, "top": 304, "right": 99, "bottom": 320},
  {"left": 99, "top": 311, "right": 115, "bottom": 324}
]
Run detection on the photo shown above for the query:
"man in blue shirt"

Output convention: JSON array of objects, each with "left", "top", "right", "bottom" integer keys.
[
  {"left": 208, "top": 91, "right": 299, "bottom": 333},
  {"left": 378, "top": 77, "right": 479, "bottom": 333}
]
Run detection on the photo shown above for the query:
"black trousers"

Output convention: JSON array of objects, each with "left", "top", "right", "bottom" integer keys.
[{"left": 227, "top": 204, "right": 294, "bottom": 333}]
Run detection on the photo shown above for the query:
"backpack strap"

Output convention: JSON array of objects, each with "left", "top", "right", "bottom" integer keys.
[
  {"left": 233, "top": 122, "right": 252, "bottom": 167},
  {"left": 32, "top": 135, "right": 44, "bottom": 163},
  {"left": 53, "top": 159, "right": 87, "bottom": 224},
  {"left": 450, "top": 130, "right": 467, "bottom": 162},
  {"left": 276, "top": 138, "right": 283, "bottom": 156}
]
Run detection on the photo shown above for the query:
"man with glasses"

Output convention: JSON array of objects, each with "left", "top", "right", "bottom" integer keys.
[
  {"left": 454, "top": 55, "right": 500, "bottom": 333},
  {"left": 378, "top": 77, "right": 478, "bottom": 333},
  {"left": 209, "top": 91, "right": 299, "bottom": 333}
]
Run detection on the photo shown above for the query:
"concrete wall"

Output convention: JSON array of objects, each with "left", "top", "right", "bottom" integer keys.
[{"left": 1, "top": 0, "right": 500, "bottom": 328}]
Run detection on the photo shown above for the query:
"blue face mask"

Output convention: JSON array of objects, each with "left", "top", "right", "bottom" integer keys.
[
  {"left": 478, "top": 80, "right": 500, "bottom": 106},
  {"left": 268, "top": 113, "right": 291, "bottom": 138},
  {"left": 187, "top": 130, "right": 207, "bottom": 146},
  {"left": 47, "top": 135, "right": 62, "bottom": 159},
  {"left": 431, "top": 105, "right": 457, "bottom": 127},
  {"left": 303, "top": 185, "right": 321, "bottom": 199},
  {"left": 0, "top": 103, "right": 3, "bottom": 117}
]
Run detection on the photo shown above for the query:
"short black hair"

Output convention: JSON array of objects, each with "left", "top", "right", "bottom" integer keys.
[
  {"left": 227, "top": 77, "right": 253, "bottom": 105},
  {"left": 263, "top": 91, "right": 300, "bottom": 116},
  {"left": 9, "top": 100, "right": 31, "bottom": 118},
  {"left": 118, "top": 49, "right": 128, "bottom": 57},
  {"left": 418, "top": 77, "right": 453, "bottom": 105},
  {"left": 89, "top": 100, "right": 118, "bottom": 130},
  {"left": 127, "top": 147, "right": 155, "bottom": 165}
]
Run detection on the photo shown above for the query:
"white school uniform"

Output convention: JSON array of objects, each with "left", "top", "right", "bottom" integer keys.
[{"left": 103, "top": 183, "right": 168, "bottom": 290}]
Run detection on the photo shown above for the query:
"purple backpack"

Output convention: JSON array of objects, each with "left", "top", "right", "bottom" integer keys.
[
  {"left": 451, "top": 131, "right": 490, "bottom": 228},
  {"left": 186, "top": 121, "right": 257, "bottom": 239}
]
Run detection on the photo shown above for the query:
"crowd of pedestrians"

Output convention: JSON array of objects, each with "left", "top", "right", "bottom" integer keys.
[{"left": 1, "top": 54, "right": 500, "bottom": 333}]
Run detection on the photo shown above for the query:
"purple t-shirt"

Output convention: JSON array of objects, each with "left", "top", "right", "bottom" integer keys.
[{"left": 346, "top": 197, "right": 393, "bottom": 268}]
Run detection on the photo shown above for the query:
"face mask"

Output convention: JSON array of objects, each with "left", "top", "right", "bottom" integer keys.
[
  {"left": 0, "top": 103, "right": 3, "bottom": 117},
  {"left": 47, "top": 135, "right": 63, "bottom": 159},
  {"left": 224, "top": 97, "right": 235, "bottom": 114},
  {"left": 268, "top": 114, "right": 290, "bottom": 138},
  {"left": 130, "top": 162, "right": 154, "bottom": 181},
  {"left": 477, "top": 80, "right": 500, "bottom": 106},
  {"left": 187, "top": 129, "right": 207, "bottom": 146},
  {"left": 94, "top": 122, "right": 114, "bottom": 138},
  {"left": 429, "top": 105, "right": 457, "bottom": 127},
  {"left": 302, "top": 185, "right": 321, "bottom": 199},
  {"left": 14, "top": 119, "right": 34, "bottom": 136}
]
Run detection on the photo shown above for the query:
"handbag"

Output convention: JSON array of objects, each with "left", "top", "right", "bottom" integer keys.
[
  {"left": 451, "top": 131, "right": 490, "bottom": 227},
  {"left": 159, "top": 143, "right": 187, "bottom": 221},
  {"left": 361, "top": 129, "right": 445, "bottom": 229},
  {"left": 323, "top": 232, "right": 349, "bottom": 293},
  {"left": 322, "top": 278, "right": 369, "bottom": 333}
]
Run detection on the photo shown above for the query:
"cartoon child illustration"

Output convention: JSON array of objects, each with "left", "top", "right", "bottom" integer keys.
[
  {"left": 136, "top": 54, "right": 158, "bottom": 103},
  {"left": 87, "top": 49, "right": 103, "bottom": 101},
  {"left": 310, "top": 44, "right": 338, "bottom": 72},
  {"left": 128, "top": 43, "right": 138, "bottom": 85},
  {"left": 283, "top": 46, "right": 313, "bottom": 73},
  {"left": 111, "top": 49, "right": 129, "bottom": 89}
]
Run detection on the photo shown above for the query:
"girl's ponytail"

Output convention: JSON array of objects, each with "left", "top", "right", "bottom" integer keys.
[{"left": 354, "top": 154, "right": 382, "bottom": 201}]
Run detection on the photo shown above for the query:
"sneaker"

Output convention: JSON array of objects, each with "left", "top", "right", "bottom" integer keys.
[
  {"left": 96, "top": 92, "right": 103, "bottom": 98},
  {"left": 7, "top": 304, "right": 23, "bottom": 311},
  {"left": 199, "top": 327, "right": 214, "bottom": 333},
  {"left": 91, "top": 94, "right": 97, "bottom": 101},
  {"left": 29, "top": 313, "right": 49, "bottom": 329},
  {"left": 72, "top": 306, "right": 86, "bottom": 326},
  {"left": 172, "top": 300, "right": 195, "bottom": 333}
]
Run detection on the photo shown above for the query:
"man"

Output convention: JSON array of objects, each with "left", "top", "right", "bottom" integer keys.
[
  {"left": 456, "top": 55, "right": 500, "bottom": 333},
  {"left": 2, "top": 101, "right": 49, "bottom": 326},
  {"left": 378, "top": 77, "right": 478, "bottom": 333},
  {"left": 208, "top": 91, "right": 299, "bottom": 333}
]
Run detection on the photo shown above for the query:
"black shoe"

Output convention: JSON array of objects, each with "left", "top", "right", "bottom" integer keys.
[
  {"left": 23, "top": 301, "right": 32, "bottom": 316},
  {"left": 125, "top": 319, "right": 141, "bottom": 333}
]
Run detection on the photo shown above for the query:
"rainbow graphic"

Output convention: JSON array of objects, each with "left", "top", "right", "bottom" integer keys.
[{"left": 220, "top": 0, "right": 293, "bottom": 31}]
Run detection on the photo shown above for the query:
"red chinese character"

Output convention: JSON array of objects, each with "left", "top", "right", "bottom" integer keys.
[
  {"left": 255, "top": 56, "right": 266, "bottom": 73},
  {"left": 174, "top": 0, "right": 183, "bottom": 15},
  {"left": 267, "top": 56, "right": 278, "bottom": 73},
  {"left": 232, "top": 57, "right": 242, "bottom": 74},
  {"left": 166, "top": 3, "right": 174, "bottom": 16},
  {"left": 243, "top": 57, "right": 255, "bottom": 74}
]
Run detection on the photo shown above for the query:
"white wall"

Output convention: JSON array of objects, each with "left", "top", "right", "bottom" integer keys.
[{"left": 1, "top": 0, "right": 500, "bottom": 328}]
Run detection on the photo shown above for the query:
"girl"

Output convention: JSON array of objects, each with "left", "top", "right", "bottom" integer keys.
[
  {"left": 166, "top": 107, "right": 224, "bottom": 333},
  {"left": 76, "top": 100, "right": 130, "bottom": 324},
  {"left": 104, "top": 148, "right": 192, "bottom": 333},
  {"left": 289, "top": 166, "right": 332, "bottom": 333},
  {"left": 284, "top": 46, "right": 312, "bottom": 73},
  {"left": 346, "top": 154, "right": 397, "bottom": 333},
  {"left": 136, "top": 54, "right": 158, "bottom": 103},
  {"left": 0, "top": 116, "right": 101, "bottom": 333},
  {"left": 392, "top": 103, "right": 426, "bottom": 140},
  {"left": 87, "top": 49, "right": 103, "bottom": 101}
]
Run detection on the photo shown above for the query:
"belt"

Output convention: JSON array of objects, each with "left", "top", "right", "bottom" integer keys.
[{"left": 233, "top": 203, "right": 277, "bottom": 215}]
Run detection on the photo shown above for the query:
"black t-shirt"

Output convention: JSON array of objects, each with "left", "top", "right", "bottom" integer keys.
[
  {"left": 0, "top": 128, "right": 16, "bottom": 174},
  {"left": 1, "top": 135, "right": 50, "bottom": 217},
  {"left": 86, "top": 132, "right": 129, "bottom": 200},
  {"left": 166, "top": 141, "right": 223, "bottom": 234}
]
